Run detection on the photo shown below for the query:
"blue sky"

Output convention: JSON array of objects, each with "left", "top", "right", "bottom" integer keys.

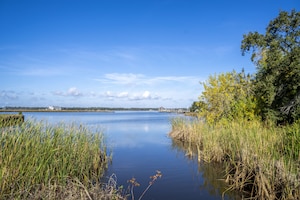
[{"left": 0, "top": 0, "right": 298, "bottom": 108}]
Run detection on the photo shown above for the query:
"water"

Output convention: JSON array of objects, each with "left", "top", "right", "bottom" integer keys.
[{"left": 23, "top": 111, "right": 241, "bottom": 200}]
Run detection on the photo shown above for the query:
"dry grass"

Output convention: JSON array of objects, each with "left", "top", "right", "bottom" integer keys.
[
  {"left": 2, "top": 174, "right": 126, "bottom": 200},
  {"left": 170, "top": 118, "right": 300, "bottom": 199}
]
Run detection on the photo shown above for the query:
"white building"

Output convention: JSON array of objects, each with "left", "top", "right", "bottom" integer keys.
[{"left": 48, "top": 106, "right": 61, "bottom": 111}]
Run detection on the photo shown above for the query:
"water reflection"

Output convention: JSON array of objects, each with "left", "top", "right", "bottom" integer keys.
[
  {"left": 24, "top": 111, "right": 172, "bottom": 148},
  {"left": 171, "top": 139, "right": 242, "bottom": 200},
  {"left": 23, "top": 111, "right": 242, "bottom": 199}
]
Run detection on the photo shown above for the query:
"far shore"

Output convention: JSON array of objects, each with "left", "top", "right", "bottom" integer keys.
[
  {"left": 0, "top": 107, "right": 189, "bottom": 113},
  {"left": 0, "top": 109, "right": 115, "bottom": 113}
]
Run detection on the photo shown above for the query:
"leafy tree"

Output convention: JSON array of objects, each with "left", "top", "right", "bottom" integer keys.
[
  {"left": 241, "top": 9, "right": 300, "bottom": 124},
  {"left": 189, "top": 101, "right": 206, "bottom": 112},
  {"left": 199, "top": 70, "right": 256, "bottom": 124}
]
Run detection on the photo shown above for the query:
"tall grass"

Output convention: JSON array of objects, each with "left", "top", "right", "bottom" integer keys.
[
  {"left": 0, "top": 120, "right": 114, "bottom": 199},
  {"left": 170, "top": 118, "right": 300, "bottom": 199},
  {"left": 0, "top": 114, "right": 24, "bottom": 127}
]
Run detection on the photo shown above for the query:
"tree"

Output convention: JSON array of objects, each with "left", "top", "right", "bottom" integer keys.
[
  {"left": 199, "top": 70, "right": 256, "bottom": 124},
  {"left": 189, "top": 101, "right": 206, "bottom": 112},
  {"left": 241, "top": 9, "right": 300, "bottom": 124}
]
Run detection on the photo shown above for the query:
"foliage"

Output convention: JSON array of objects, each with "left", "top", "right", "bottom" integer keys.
[
  {"left": 241, "top": 9, "right": 300, "bottom": 124},
  {"left": 189, "top": 101, "right": 206, "bottom": 112},
  {"left": 199, "top": 70, "right": 256, "bottom": 124},
  {"left": 181, "top": 9, "right": 300, "bottom": 198}
]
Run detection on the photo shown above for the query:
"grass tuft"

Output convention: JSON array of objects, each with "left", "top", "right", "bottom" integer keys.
[
  {"left": 0, "top": 120, "right": 112, "bottom": 199},
  {"left": 170, "top": 118, "right": 300, "bottom": 199},
  {"left": 0, "top": 114, "right": 24, "bottom": 127}
]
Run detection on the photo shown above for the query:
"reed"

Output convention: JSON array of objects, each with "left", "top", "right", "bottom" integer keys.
[
  {"left": 0, "top": 120, "right": 113, "bottom": 199},
  {"left": 0, "top": 114, "right": 24, "bottom": 127},
  {"left": 170, "top": 118, "right": 300, "bottom": 199}
]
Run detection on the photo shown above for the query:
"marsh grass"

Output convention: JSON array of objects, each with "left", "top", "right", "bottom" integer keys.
[
  {"left": 0, "top": 120, "right": 118, "bottom": 199},
  {"left": 0, "top": 114, "right": 24, "bottom": 127},
  {"left": 170, "top": 118, "right": 300, "bottom": 199}
]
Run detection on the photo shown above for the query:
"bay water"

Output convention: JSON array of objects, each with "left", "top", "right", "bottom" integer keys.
[{"left": 23, "top": 111, "right": 241, "bottom": 200}]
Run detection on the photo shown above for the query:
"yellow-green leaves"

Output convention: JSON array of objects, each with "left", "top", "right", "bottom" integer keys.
[{"left": 199, "top": 70, "right": 256, "bottom": 124}]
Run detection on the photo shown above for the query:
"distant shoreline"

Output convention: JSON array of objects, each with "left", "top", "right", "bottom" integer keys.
[
  {"left": 0, "top": 107, "right": 189, "bottom": 113},
  {"left": 0, "top": 109, "right": 115, "bottom": 113}
]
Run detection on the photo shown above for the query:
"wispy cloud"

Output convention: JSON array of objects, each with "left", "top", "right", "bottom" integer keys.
[
  {"left": 213, "top": 45, "right": 234, "bottom": 56},
  {"left": 0, "top": 45, "right": 205, "bottom": 107},
  {"left": 94, "top": 73, "right": 200, "bottom": 86},
  {"left": 99, "top": 73, "right": 144, "bottom": 85},
  {"left": 117, "top": 91, "right": 129, "bottom": 98},
  {"left": 20, "top": 67, "right": 66, "bottom": 76},
  {"left": 0, "top": 53, "right": 68, "bottom": 77},
  {"left": 0, "top": 90, "right": 19, "bottom": 100},
  {"left": 58, "top": 47, "right": 138, "bottom": 64}
]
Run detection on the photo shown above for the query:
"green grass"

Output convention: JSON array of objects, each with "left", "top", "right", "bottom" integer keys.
[
  {"left": 170, "top": 118, "right": 300, "bottom": 199},
  {"left": 0, "top": 114, "right": 24, "bottom": 127},
  {"left": 0, "top": 120, "right": 119, "bottom": 199}
]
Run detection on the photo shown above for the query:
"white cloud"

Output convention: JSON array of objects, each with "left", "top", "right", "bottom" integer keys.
[
  {"left": 129, "top": 91, "right": 161, "bottom": 101},
  {"left": 103, "top": 90, "right": 161, "bottom": 101},
  {"left": 67, "top": 87, "right": 82, "bottom": 96},
  {"left": 53, "top": 87, "right": 83, "bottom": 97},
  {"left": 104, "top": 91, "right": 129, "bottom": 98},
  {"left": 94, "top": 73, "right": 203, "bottom": 107},
  {"left": 118, "top": 92, "right": 129, "bottom": 98},
  {"left": 105, "top": 91, "right": 113, "bottom": 97},
  {"left": 142, "top": 91, "right": 150, "bottom": 99}
]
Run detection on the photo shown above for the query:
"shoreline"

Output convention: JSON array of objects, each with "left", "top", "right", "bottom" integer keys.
[
  {"left": 0, "top": 109, "right": 188, "bottom": 113},
  {"left": 169, "top": 118, "right": 300, "bottom": 199},
  {"left": 0, "top": 109, "right": 115, "bottom": 113}
]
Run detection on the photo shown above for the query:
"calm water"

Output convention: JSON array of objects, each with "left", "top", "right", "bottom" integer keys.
[{"left": 23, "top": 111, "right": 240, "bottom": 200}]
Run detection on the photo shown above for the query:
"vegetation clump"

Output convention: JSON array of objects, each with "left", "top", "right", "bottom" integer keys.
[
  {"left": 0, "top": 120, "right": 124, "bottom": 199},
  {"left": 0, "top": 113, "right": 24, "bottom": 127},
  {"left": 172, "top": 9, "right": 300, "bottom": 199},
  {"left": 170, "top": 118, "right": 299, "bottom": 199}
]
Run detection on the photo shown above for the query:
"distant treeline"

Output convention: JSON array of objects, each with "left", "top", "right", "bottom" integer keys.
[{"left": 0, "top": 107, "right": 177, "bottom": 112}]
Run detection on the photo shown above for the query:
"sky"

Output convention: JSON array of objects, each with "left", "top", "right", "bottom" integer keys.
[{"left": 0, "top": 0, "right": 299, "bottom": 108}]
